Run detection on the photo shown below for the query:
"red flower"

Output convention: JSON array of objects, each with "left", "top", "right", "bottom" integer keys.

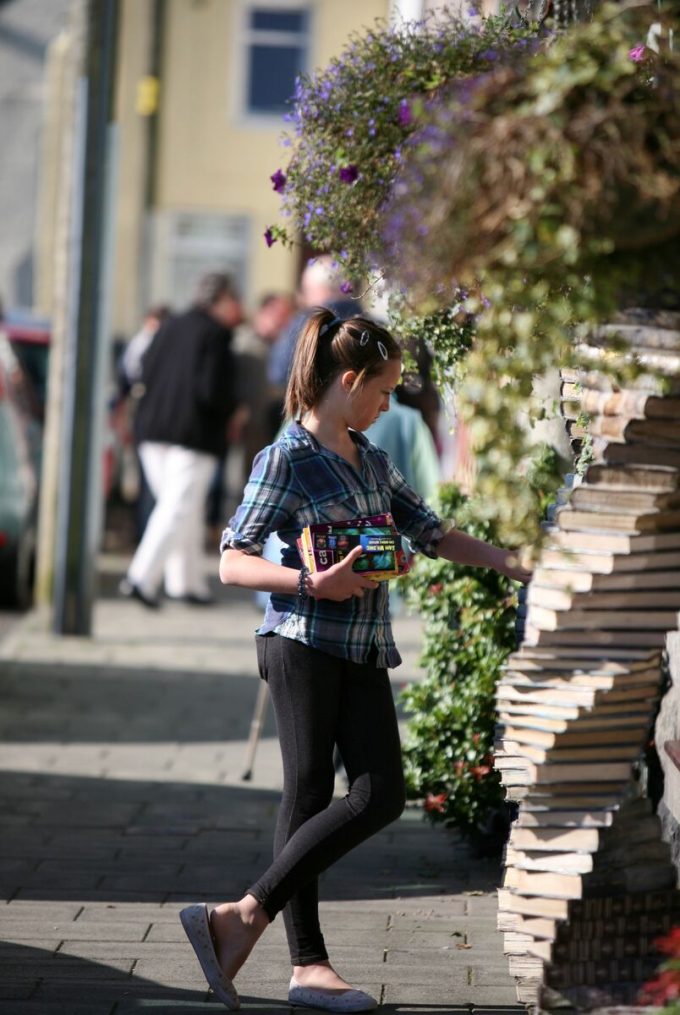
[
  {"left": 424, "top": 792, "right": 448, "bottom": 813},
  {"left": 656, "top": 927, "right": 680, "bottom": 957},
  {"left": 429, "top": 583, "right": 443, "bottom": 595},
  {"left": 639, "top": 968, "right": 680, "bottom": 1004},
  {"left": 470, "top": 765, "right": 491, "bottom": 781}
]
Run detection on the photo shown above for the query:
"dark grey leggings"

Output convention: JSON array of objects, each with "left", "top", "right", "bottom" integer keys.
[{"left": 248, "top": 634, "right": 406, "bottom": 966}]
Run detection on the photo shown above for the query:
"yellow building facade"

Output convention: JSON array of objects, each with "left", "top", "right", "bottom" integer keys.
[{"left": 111, "top": 0, "right": 391, "bottom": 336}]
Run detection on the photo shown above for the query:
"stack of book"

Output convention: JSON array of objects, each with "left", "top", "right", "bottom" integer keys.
[{"left": 495, "top": 318, "right": 680, "bottom": 1008}]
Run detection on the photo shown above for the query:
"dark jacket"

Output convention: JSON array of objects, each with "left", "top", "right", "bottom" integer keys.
[{"left": 135, "top": 306, "right": 236, "bottom": 457}]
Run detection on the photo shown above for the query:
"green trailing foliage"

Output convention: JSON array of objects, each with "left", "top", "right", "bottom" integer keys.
[
  {"left": 399, "top": 460, "right": 560, "bottom": 846},
  {"left": 398, "top": 483, "right": 518, "bottom": 845}
]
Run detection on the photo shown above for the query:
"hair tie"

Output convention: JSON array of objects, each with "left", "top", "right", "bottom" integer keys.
[{"left": 319, "top": 316, "right": 342, "bottom": 337}]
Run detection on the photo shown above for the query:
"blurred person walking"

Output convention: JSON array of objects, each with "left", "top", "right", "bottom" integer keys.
[
  {"left": 119, "top": 273, "right": 240, "bottom": 607},
  {"left": 115, "top": 305, "right": 171, "bottom": 541}
]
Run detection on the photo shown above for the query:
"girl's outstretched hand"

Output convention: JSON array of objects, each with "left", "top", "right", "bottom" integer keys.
[
  {"left": 501, "top": 552, "right": 533, "bottom": 585},
  {"left": 308, "top": 545, "right": 377, "bottom": 601}
]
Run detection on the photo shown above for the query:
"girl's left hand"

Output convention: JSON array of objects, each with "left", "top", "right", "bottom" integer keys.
[{"left": 501, "top": 553, "right": 532, "bottom": 584}]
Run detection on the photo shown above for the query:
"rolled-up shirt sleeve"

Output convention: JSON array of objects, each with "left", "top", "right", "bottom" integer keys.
[
  {"left": 384, "top": 453, "right": 453, "bottom": 558},
  {"left": 220, "top": 444, "right": 301, "bottom": 555}
]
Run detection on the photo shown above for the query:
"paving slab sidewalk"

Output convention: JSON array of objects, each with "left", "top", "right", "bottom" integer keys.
[{"left": 0, "top": 555, "right": 522, "bottom": 1014}]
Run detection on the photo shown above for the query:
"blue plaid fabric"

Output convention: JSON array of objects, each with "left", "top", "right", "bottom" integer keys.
[{"left": 221, "top": 421, "right": 448, "bottom": 668}]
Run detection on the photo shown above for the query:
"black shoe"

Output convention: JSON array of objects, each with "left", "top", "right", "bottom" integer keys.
[
  {"left": 166, "top": 592, "right": 215, "bottom": 606},
  {"left": 118, "top": 578, "right": 160, "bottom": 609}
]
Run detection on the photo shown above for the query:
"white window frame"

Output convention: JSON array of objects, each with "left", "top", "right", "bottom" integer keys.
[{"left": 232, "top": 0, "right": 313, "bottom": 128}]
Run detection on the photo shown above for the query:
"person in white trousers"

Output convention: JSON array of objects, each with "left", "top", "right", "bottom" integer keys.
[
  {"left": 120, "top": 273, "right": 242, "bottom": 607},
  {"left": 127, "top": 443, "right": 218, "bottom": 604}
]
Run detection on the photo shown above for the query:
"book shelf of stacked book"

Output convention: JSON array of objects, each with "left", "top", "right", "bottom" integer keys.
[{"left": 495, "top": 311, "right": 680, "bottom": 1011}]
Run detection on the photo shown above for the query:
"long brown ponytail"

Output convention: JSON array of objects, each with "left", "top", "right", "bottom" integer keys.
[{"left": 285, "top": 308, "right": 401, "bottom": 421}]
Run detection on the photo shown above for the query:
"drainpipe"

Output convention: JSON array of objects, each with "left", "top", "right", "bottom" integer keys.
[{"left": 52, "top": 0, "right": 120, "bottom": 635}]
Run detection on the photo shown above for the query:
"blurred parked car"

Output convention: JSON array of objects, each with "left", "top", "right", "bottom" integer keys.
[
  {"left": 0, "top": 312, "right": 46, "bottom": 608},
  {"left": 0, "top": 310, "right": 125, "bottom": 606}
]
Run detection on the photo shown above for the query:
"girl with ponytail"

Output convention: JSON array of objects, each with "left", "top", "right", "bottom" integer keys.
[{"left": 180, "top": 307, "right": 530, "bottom": 1011}]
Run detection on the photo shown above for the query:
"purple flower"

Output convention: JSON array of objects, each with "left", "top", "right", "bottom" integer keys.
[
  {"left": 398, "top": 99, "right": 412, "bottom": 127},
  {"left": 340, "top": 281, "right": 353, "bottom": 294},
  {"left": 628, "top": 43, "right": 646, "bottom": 62},
  {"left": 264, "top": 228, "right": 276, "bottom": 248},
  {"left": 270, "top": 169, "right": 286, "bottom": 192},
  {"left": 338, "top": 165, "right": 359, "bottom": 184}
]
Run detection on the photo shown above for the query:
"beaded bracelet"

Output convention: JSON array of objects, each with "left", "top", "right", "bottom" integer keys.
[{"left": 297, "top": 566, "right": 310, "bottom": 601}]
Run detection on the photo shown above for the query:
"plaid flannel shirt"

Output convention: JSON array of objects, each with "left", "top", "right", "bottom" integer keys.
[{"left": 220, "top": 421, "right": 449, "bottom": 668}]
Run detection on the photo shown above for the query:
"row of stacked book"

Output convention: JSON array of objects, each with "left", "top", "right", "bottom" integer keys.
[{"left": 495, "top": 313, "right": 680, "bottom": 1009}]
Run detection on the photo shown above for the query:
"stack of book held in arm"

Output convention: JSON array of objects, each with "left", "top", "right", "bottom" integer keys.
[
  {"left": 494, "top": 322, "right": 680, "bottom": 1010},
  {"left": 297, "top": 513, "right": 408, "bottom": 581}
]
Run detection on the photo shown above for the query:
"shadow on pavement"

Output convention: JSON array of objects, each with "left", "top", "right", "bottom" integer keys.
[
  {"left": 0, "top": 940, "right": 522, "bottom": 1013},
  {"left": 1, "top": 769, "right": 499, "bottom": 904},
  {"left": 0, "top": 939, "right": 214, "bottom": 1013},
  {"left": 0, "top": 663, "right": 276, "bottom": 744}
]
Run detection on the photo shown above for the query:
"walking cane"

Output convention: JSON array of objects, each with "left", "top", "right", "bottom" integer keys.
[{"left": 241, "top": 680, "right": 270, "bottom": 781}]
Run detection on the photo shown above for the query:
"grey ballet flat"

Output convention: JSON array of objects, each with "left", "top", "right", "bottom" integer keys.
[
  {"left": 179, "top": 904, "right": 240, "bottom": 1010},
  {"left": 288, "top": 976, "right": 378, "bottom": 1012}
]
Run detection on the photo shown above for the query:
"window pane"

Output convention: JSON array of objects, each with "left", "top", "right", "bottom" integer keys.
[
  {"left": 165, "top": 214, "right": 250, "bottom": 308},
  {"left": 251, "top": 9, "right": 307, "bottom": 33},
  {"left": 248, "top": 44, "right": 303, "bottom": 113}
]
